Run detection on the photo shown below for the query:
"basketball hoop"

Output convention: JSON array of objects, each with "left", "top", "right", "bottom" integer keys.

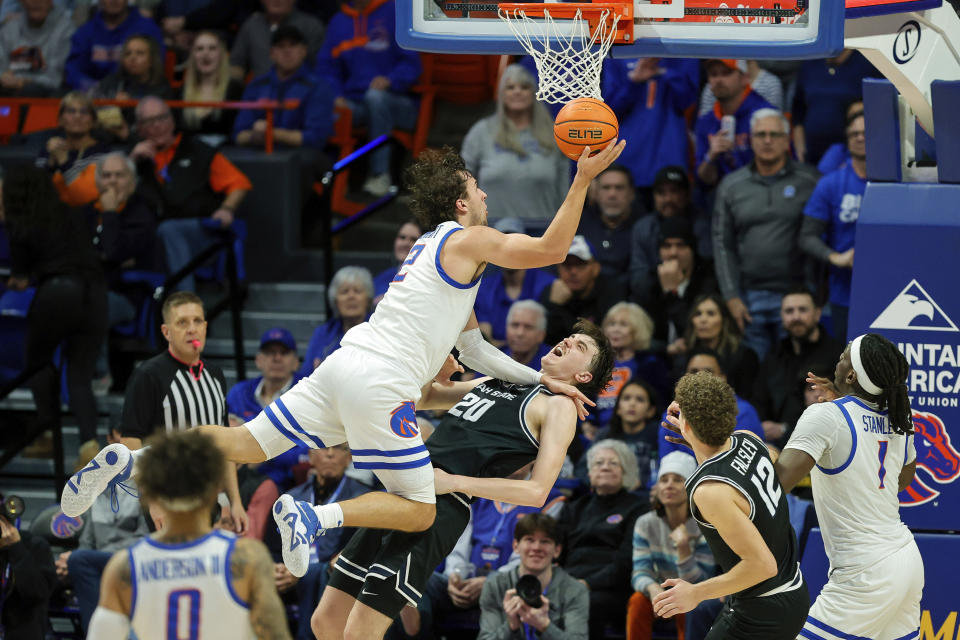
[{"left": 498, "top": 2, "right": 633, "bottom": 104}]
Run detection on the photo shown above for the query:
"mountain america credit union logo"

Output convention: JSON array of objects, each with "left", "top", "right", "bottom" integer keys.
[{"left": 870, "top": 279, "right": 958, "bottom": 332}]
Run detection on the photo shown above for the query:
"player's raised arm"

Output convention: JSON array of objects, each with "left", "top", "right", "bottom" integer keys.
[{"left": 87, "top": 551, "right": 133, "bottom": 638}]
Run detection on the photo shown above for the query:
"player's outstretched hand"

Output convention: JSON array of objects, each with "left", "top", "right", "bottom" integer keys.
[
  {"left": 540, "top": 375, "right": 594, "bottom": 421},
  {"left": 434, "top": 354, "right": 464, "bottom": 387},
  {"left": 576, "top": 138, "right": 626, "bottom": 182},
  {"left": 661, "top": 401, "right": 692, "bottom": 450},
  {"left": 806, "top": 371, "right": 839, "bottom": 403},
  {"left": 433, "top": 468, "right": 463, "bottom": 496},
  {"left": 653, "top": 578, "right": 702, "bottom": 618}
]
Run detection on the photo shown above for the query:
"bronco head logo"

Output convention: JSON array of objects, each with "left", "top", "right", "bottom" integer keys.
[
  {"left": 51, "top": 512, "right": 84, "bottom": 538},
  {"left": 390, "top": 401, "right": 420, "bottom": 439},
  {"left": 900, "top": 411, "right": 960, "bottom": 506}
]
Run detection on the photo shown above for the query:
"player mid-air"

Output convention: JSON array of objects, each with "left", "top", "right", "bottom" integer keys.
[{"left": 61, "top": 139, "right": 626, "bottom": 570}]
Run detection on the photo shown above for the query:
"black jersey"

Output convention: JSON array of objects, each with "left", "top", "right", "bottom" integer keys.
[
  {"left": 686, "top": 431, "right": 801, "bottom": 599},
  {"left": 426, "top": 380, "right": 544, "bottom": 478}
]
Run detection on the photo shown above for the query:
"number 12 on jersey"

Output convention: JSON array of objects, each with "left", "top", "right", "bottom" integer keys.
[{"left": 751, "top": 457, "right": 782, "bottom": 517}]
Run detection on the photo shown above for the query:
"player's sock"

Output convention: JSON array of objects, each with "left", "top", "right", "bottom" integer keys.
[{"left": 313, "top": 503, "right": 344, "bottom": 531}]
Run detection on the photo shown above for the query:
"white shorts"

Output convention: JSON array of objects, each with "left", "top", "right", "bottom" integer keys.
[
  {"left": 800, "top": 540, "right": 924, "bottom": 640},
  {"left": 245, "top": 347, "right": 435, "bottom": 503}
]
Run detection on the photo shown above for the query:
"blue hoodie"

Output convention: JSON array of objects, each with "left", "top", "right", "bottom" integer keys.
[
  {"left": 65, "top": 9, "right": 164, "bottom": 90},
  {"left": 694, "top": 89, "right": 773, "bottom": 183},
  {"left": 314, "top": 0, "right": 421, "bottom": 101}
]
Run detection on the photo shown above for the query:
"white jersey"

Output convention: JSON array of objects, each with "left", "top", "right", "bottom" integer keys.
[
  {"left": 342, "top": 220, "right": 482, "bottom": 392},
  {"left": 128, "top": 530, "right": 254, "bottom": 640},
  {"left": 785, "top": 396, "right": 916, "bottom": 572}
]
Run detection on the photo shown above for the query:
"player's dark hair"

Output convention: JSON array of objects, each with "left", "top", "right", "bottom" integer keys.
[
  {"left": 138, "top": 430, "right": 225, "bottom": 510},
  {"left": 404, "top": 147, "right": 471, "bottom": 231},
  {"left": 513, "top": 512, "right": 559, "bottom": 544},
  {"left": 608, "top": 379, "right": 659, "bottom": 438},
  {"left": 674, "top": 371, "right": 738, "bottom": 447},
  {"left": 858, "top": 333, "right": 913, "bottom": 435},
  {"left": 162, "top": 291, "right": 204, "bottom": 323},
  {"left": 573, "top": 318, "right": 614, "bottom": 398}
]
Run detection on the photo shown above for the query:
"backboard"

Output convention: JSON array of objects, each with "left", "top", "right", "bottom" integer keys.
[{"left": 399, "top": 0, "right": 846, "bottom": 59}]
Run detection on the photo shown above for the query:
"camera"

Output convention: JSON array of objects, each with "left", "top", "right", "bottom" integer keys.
[
  {"left": 1, "top": 494, "right": 25, "bottom": 522},
  {"left": 515, "top": 574, "right": 543, "bottom": 608}
]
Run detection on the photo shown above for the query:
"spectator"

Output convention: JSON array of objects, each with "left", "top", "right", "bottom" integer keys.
[
  {"left": 39, "top": 92, "right": 112, "bottom": 208},
  {"left": 116, "top": 291, "right": 246, "bottom": 531},
  {"left": 800, "top": 109, "right": 866, "bottom": 340},
  {"left": 178, "top": 30, "right": 245, "bottom": 141},
  {"left": 461, "top": 63, "right": 569, "bottom": 220},
  {"left": 658, "top": 347, "right": 764, "bottom": 460},
  {"left": 91, "top": 34, "right": 171, "bottom": 140},
  {"left": 475, "top": 218, "right": 555, "bottom": 346},
  {"left": 604, "top": 57, "right": 700, "bottom": 199},
  {"left": 753, "top": 285, "right": 843, "bottom": 446},
  {"left": 230, "top": 0, "right": 324, "bottom": 81},
  {"left": 816, "top": 100, "right": 863, "bottom": 174},
  {"left": 372, "top": 218, "right": 422, "bottom": 302},
  {"left": 578, "top": 165, "right": 642, "bottom": 286},
  {"left": 477, "top": 513, "right": 589, "bottom": 640},
  {"left": 559, "top": 439, "right": 646, "bottom": 639},
  {"left": 3, "top": 165, "right": 107, "bottom": 457},
  {"left": 596, "top": 380, "right": 661, "bottom": 498},
  {"left": 130, "top": 95, "right": 251, "bottom": 293},
  {"left": 58, "top": 453, "right": 148, "bottom": 632},
  {"left": 227, "top": 326, "right": 308, "bottom": 491},
  {"left": 234, "top": 24, "right": 334, "bottom": 149},
  {"left": 644, "top": 217, "right": 719, "bottom": 361},
  {"left": 698, "top": 59, "right": 783, "bottom": 116},
  {"left": 64, "top": 0, "right": 164, "bottom": 91},
  {"left": 627, "top": 451, "right": 715, "bottom": 640},
  {"left": 0, "top": 0, "right": 75, "bottom": 96},
  {"left": 712, "top": 108, "right": 820, "bottom": 359},
  {"left": 629, "top": 166, "right": 711, "bottom": 303},
  {"left": 160, "top": 0, "right": 258, "bottom": 44},
  {"left": 791, "top": 50, "right": 879, "bottom": 166},
  {"left": 695, "top": 59, "right": 774, "bottom": 187},
  {"left": 539, "top": 235, "right": 621, "bottom": 346},
  {"left": 301, "top": 265, "right": 373, "bottom": 375},
  {"left": 501, "top": 299, "right": 552, "bottom": 370},
  {"left": 264, "top": 444, "right": 369, "bottom": 640},
  {"left": 675, "top": 294, "right": 758, "bottom": 400},
  {"left": 589, "top": 302, "right": 670, "bottom": 437},
  {"left": 316, "top": 0, "right": 421, "bottom": 196},
  {"left": 0, "top": 493, "right": 56, "bottom": 640}
]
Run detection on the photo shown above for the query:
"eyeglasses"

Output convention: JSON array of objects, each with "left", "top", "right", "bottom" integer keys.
[
  {"left": 751, "top": 131, "right": 787, "bottom": 140},
  {"left": 846, "top": 130, "right": 866, "bottom": 139},
  {"left": 137, "top": 113, "right": 171, "bottom": 127}
]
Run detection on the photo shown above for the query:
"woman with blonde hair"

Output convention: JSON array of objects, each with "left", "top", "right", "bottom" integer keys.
[
  {"left": 461, "top": 63, "right": 570, "bottom": 220},
  {"left": 178, "top": 30, "right": 245, "bottom": 140}
]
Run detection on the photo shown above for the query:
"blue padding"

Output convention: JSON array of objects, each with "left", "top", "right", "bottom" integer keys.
[
  {"left": 846, "top": 0, "right": 940, "bottom": 18},
  {"left": 863, "top": 78, "right": 902, "bottom": 182},
  {"left": 932, "top": 80, "right": 960, "bottom": 183}
]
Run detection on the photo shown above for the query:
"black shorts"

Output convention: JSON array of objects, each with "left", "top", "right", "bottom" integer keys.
[
  {"left": 327, "top": 493, "right": 471, "bottom": 619},
  {"left": 705, "top": 581, "right": 810, "bottom": 640}
]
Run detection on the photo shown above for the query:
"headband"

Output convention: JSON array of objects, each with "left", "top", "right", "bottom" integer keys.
[{"left": 850, "top": 335, "right": 883, "bottom": 396}]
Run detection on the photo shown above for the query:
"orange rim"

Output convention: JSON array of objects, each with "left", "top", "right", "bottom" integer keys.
[{"left": 498, "top": 2, "right": 635, "bottom": 44}]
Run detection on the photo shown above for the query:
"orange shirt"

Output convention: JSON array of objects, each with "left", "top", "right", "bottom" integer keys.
[{"left": 154, "top": 134, "right": 252, "bottom": 194}]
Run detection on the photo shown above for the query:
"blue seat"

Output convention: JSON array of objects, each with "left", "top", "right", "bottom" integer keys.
[
  {"left": 112, "top": 270, "right": 166, "bottom": 348},
  {"left": 0, "top": 287, "right": 35, "bottom": 383},
  {"left": 197, "top": 217, "right": 247, "bottom": 283}
]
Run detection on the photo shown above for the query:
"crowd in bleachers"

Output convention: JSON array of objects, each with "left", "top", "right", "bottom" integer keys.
[{"left": 0, "top": 0, "right": 886, "bottom": 637}]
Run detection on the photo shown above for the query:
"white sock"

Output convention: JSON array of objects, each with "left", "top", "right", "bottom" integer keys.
[{"left": 313, "top": 503, "right": 344, "bottom": 530}]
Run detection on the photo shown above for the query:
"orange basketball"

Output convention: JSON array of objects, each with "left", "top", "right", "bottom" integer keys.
[{"left": 553, "top": 97, "right": 619, "bottom": 160}]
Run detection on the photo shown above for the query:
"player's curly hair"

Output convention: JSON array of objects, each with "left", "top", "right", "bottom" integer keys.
[
  {"left": 404, "top": 147, "right": 471, "bottom": 231},
  {"left": 674, "top": 371, "right": 738, "bottom": 446},
  {"left": 138, "top": 430, "right": 225, "bottom": 512},
  {"left": 858, "top": 333, "right": 913, "bottom": 435},
  {"left": 573, "top": 319, "right": 614, "bottom": 398}
]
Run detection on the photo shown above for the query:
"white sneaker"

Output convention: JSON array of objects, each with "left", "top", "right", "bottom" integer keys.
[
  {"left": 273, "top": 494, "right": 322, "bottom": 578},
  {"left": 61, "top": 443, "right": 133, "bottom": 517},
  {"left": 362, "top": 174, "right": 393, "bottom": 197}
]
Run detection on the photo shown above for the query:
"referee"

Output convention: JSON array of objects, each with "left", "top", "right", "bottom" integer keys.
[{"left": 118, "top": 291, "right": 246, "bottom": 532}]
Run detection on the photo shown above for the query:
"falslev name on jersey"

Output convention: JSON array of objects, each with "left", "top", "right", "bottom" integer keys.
[
  {"left": 137, "top": 555, "right": 224, "bottom": 582},
  {"left": 731, "top": 433, "right": 760, "bottom": 477}
]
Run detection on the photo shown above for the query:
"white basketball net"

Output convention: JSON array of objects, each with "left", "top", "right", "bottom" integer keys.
[{"left": 499, "top": 6, "right": 621, "bottom": 105}]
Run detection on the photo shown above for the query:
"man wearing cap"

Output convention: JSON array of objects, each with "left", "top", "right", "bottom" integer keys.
[
  {"left": 234, "top": 25, "right": 334, "bottom": 150},
  {"left": 578, "top": 164, "right": 643, "bottom": 288},
  {"left": 539, "top": 235, "right": 621, "bottom": 345},
  {"left": 694, "top": 59, "right": 774, "bottom": 187},
  {"left": 629, "top": 165, "right": 711, "bottom": 303},
  {"left": 644, "top": 217, "right": 719, "bottom": 356},
  {"left": 227, "top": 327, "right": 303, "bottom": 426},
  {"left": 229, "top": 0, "right": 325, "bottom": 81}
]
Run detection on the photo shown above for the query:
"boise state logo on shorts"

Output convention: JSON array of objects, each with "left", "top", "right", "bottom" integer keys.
[
  {"left": 51, "top": 512, "right": 84, "bottom": 539},
  {"left": 390, "top": 401, "right": 420, "bottom": 438},
  {"left": 900, "top": 411, "right": 960, "bottom": 506}
]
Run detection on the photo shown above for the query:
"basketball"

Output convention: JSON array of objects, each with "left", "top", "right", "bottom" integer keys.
[{"left": 553, "top": 97, "right": 619, "bottom": 160}]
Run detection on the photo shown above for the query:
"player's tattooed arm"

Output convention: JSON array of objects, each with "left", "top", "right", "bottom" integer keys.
[
  {"left": 98, "top": 550, "right": 133, "bottom": 614},
  {"left": 232, "top": 538, "right": 293, "bottom": 640}
]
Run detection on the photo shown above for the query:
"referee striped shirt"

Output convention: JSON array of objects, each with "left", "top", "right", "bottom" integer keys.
[{"left": 120, "top": 350, "right": 227, "bottom": 440}]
